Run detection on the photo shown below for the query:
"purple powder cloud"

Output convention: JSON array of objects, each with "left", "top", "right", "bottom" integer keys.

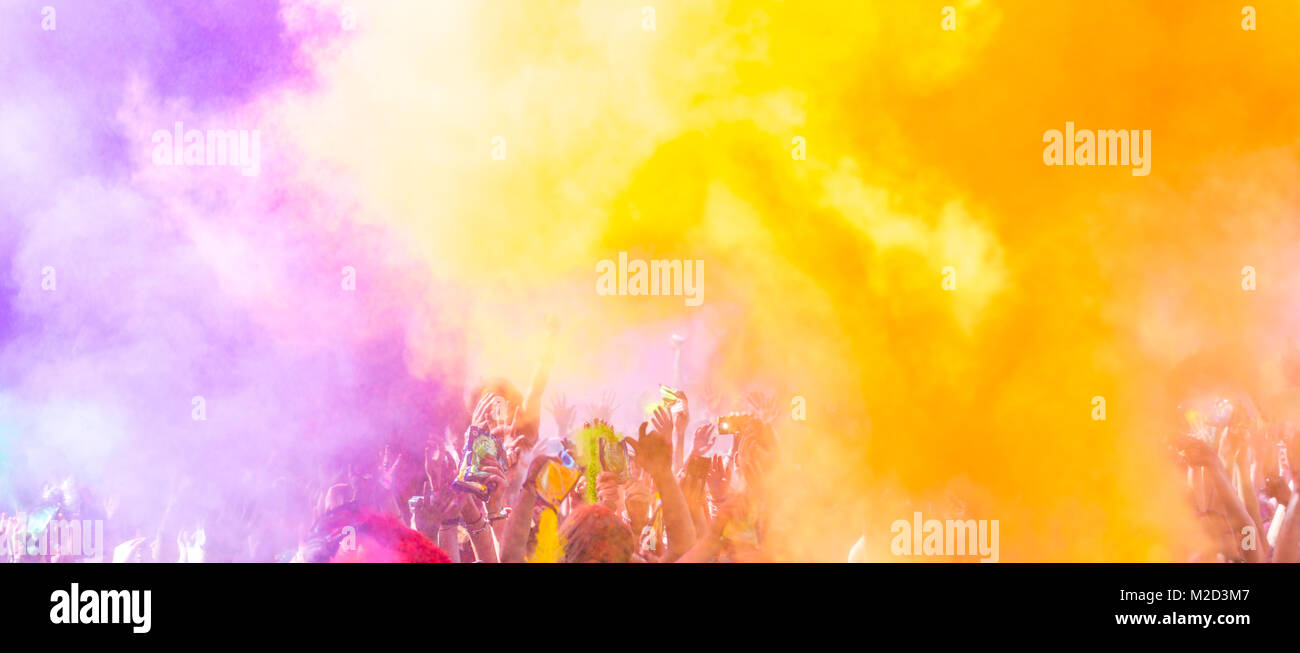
[{"left": 0, "top": 1, "right": 456, "bottom": 557}]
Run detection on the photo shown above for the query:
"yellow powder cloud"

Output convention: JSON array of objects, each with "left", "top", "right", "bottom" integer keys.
[{"left": 275, "top": 0, "right": 1300, "bottom": 560}]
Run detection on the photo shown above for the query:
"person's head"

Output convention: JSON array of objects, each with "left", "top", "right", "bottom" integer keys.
[
  {"left": 558, "top": 504, "right": 636, "bottom": 563},
  {"left": 467, "top": 378, "right": 523, "bottom": 416},
  {"left": 467, "top": 378, "right": 538, "bottom": 445},
  {"left": 297, "top": 503, "right": 450, "bottom": 563}
]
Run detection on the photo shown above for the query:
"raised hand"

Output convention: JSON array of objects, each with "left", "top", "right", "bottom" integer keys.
[
  {"left": 112, "top": 536, "right": 149, "bottom": 564},
  {"left": 503, "top": 430, "right": 529, "bottom": 469},
  {"left": 706, "top": 454, "right": 731, "bottom": 500},
  {"left": 415, "top": 442, "right": 468, "bottom": 530},
  {"left": 480, "top": 453, "right": 510, "bottom": 512},
  {"left": 591, "top": 390, "right": 619, "bottom": 423},
  {"left": 177, "top": 530, "right": 190, "bottom": 563},
  {"left": 744, "top": 391, "right": 778, "bottom": 424},
  {"left": 547, "top": 393, "right": 575, "bottom": 437},
  {"left": 409, "top": 480, "right": 436, "bottom": 532},
  {"left": 1173, "top": 434, "right": 1219, "bottom": 469},
  {"left": 412, "top": 475, "right": 463, "bottom": 533},
  {"left": 629, "top": 406, "right": 674, "bottom": 476},
  {"left": 424, "top": 442, "right": 456, "bottom": 488},
  {"left": 469, "top": 392, "right": 499, "bottom": 430},
  {"left": 491, "top": 405, "right": 521, "bottom": 446},
  {"left": 691, "top": 422, "right": 716, "bottom": 459},
  {"left": 377, "top": 444, "right": 404, "bottom": 491},
  {"left": 631, "top": 408, "right": 701, "bottom": 559},
  {"left": 651, "top": 404, "right": 673, "bottom": 439},
  {"left": 671, "top": 389, "right": 690, "bottom": 429}
]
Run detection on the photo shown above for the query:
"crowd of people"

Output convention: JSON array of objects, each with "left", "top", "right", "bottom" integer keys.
[
  {"left": 16, "top": 326, "right": 1300, "bottom": 564},
  {"left": 1173, "top": 392, "right": 1300, "bottom": 563},
  {"left": 0, "top": 323, "right": 782, "bottom": 564}
]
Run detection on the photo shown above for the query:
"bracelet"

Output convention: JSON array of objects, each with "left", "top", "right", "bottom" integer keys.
[
  {"left": 488, "top": 508, "right": 511, "bottom": 522},
  {"left": 441, "top": 517, "right": 460, "bottom": 527},
  {"left": 465, "top": 518, "right": 489, "bottom": 535}
]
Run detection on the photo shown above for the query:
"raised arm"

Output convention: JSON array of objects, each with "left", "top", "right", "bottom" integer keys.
[
  {"left": 522, "top": 315, "right": 559, "bottom": 442},
  {"left": 676, "top": 494, "right": 745, "bottom": 563},
  {"left": 1176, "top": 435, "right": 1263, "bottom": 563},
  {"left": 679, "top": 423, "right": 717, "bottom": 535},
  {"left": 629, "top": 406, "right": 697, "bottom": 561},
  {"left": 499, "top": 449, "right": 550, "bottom": 563},
  {"left": 1272, "top": 430, "right": 1300, "bottom": 562},
  {"left": 1232, "top": 449, "right": 1268, "bottom": 559},
  {"left": 414, "top": 447, "right": 465, "bottom": 562}
]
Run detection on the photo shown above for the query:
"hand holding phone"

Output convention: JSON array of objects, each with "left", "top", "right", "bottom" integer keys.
[
  {"left": 532, "top": 438, "right": 583, "bottom": 508},
  {"left": 453, "top": 425, "right": 503, "bottom": 500}
]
